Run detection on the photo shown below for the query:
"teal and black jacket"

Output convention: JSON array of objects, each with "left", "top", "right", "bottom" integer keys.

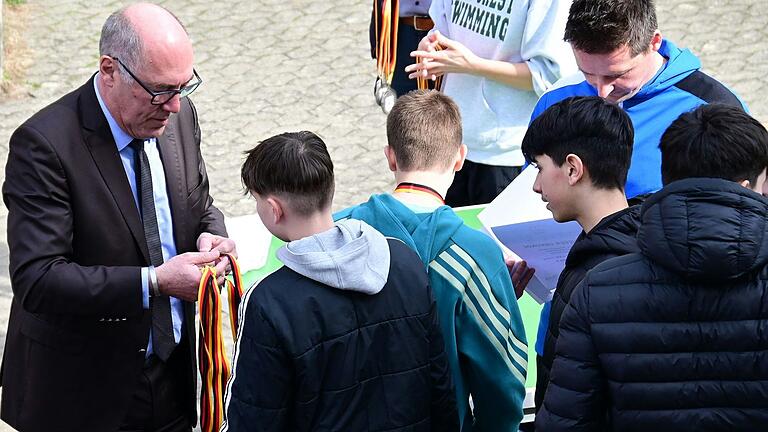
[{"left": 336, "top": 194, "right": 527, "bottom": 431}]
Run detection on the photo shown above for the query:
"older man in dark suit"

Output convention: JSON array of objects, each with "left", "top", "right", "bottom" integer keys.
[{"left": 1, "top": 3, "right": 235, "bottom": 431}]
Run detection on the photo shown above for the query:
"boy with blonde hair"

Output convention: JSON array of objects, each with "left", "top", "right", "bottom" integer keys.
[{"left": 338, "top": 90, "right": 527, "bottom": 431}]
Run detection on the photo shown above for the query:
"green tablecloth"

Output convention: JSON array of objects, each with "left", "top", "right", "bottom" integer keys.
[{"left": 240, "top": 206, "right": 543, "bottom": 389}]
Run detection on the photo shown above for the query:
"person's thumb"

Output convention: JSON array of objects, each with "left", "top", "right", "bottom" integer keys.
[{"left": 434, "top": 31, "right": 456, "bottom": 49}]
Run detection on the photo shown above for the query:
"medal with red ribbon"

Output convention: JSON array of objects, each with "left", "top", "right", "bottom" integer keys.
[
  {"left": 197, "top": 253, "right": 244, "bottom": 432},
  {"left": 394, "top": 182, "right": 445, "bottom": 206},
  {"left": 416, "top": 43, "right": 444, "bottom": 91}
]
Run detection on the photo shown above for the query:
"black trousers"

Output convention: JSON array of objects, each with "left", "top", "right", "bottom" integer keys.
[
  {"left": 119, "top": 347, "right": 192, "bottom": 432},
  {"left": 446, "top": 160, "right": 523, "bottom": 207}
]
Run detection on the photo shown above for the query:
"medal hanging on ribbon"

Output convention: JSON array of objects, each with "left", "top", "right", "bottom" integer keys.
[
  {"left": 417, "top": 43, "right": 444, "bottom": 91},
  {"left": 394, "top": 182, "right": 445, "bottom": 205},
  {"left": 197, "top": 253, "right": 244, "bottom": 432},
  {"left": 374, "top": 0, "right": 399, "bottom": 113}
]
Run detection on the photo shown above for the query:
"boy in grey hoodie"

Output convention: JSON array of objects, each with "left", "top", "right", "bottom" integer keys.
[{"left": 222, "top": 131, "right": 458, "bottom": 432}]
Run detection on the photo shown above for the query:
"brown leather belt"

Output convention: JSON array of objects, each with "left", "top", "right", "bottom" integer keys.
[{"left": 400, "top": 16, "right": 434, "bottom": 31}]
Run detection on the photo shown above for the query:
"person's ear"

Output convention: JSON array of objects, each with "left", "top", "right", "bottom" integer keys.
[
  {"left": 564, "top": 154, "right": 585, "bottom": 186},
  {"left": 453, "top": 144, "right": 468, "bottom": 172},
  {"left": 649, "top": 30, "right": 663, "bottom": 52},
  {"left": 739, "top": 179, "right": 752, "bottom": 190},
  {"left": 99, "top": 56, "right": 118, "bottom": 88},
  {"left": 384, "top": 146, "right": 398, "bottom": 172},
  {"left": 266, "top": 197, "right": 284, "bottom": 225}
]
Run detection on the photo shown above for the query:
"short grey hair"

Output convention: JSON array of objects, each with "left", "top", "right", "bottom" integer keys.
[{"left": 99, "top": 7, "right": 143, "bottom": 82}]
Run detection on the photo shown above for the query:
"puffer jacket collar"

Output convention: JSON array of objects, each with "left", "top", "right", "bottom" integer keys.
[
  {"left": 639, "top": 177, "right": 768, "bottom": 281},
  {"left": 565, "top": 206, "right": 641, "bottom": 269}
]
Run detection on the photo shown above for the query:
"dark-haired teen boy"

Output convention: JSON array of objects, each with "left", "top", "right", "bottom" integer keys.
[
  {"left": 538, "top": 104, "right": 768, "bottom": 430},
  {"left": 223, "top": 131, "right": 459, "bottom": 432},
  {"left": 337, "top": 90, "right": 528, "bottom": 431},
  {"left": 532, "top": 0, "right": 746, "bottom": 201},
  {"left": 522, "top": 96, "right": 640, "bottom": 412}
]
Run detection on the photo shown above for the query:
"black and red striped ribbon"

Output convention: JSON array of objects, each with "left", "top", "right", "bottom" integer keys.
[
  {"left": 416, "top": 43, "right": 444, "bottom": 91},
  {"left": 394, "top": 182, "right": 445, "bottom": 205},
  {"left": 198, "top": 253, "right": 244, "bottom": 432},
  {"left": 375, "top": 0, "right": 400, "bottom": 85}
]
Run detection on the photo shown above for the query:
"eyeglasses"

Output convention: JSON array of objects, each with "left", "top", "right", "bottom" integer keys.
[{"left": 112, "top": 57, "right": 202, "bottom": 105}]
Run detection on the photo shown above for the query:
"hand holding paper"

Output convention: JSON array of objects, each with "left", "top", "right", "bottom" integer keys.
[{"left": 505, "top": 257, "right": 535, "bottom": 299}]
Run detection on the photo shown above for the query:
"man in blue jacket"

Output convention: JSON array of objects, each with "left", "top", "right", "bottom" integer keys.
[
  {"left": 532, "top": 0, "right": 746, "bottom": 201},
  {"left": 530, "top": 0, "right": 748, "bottom": 379}
]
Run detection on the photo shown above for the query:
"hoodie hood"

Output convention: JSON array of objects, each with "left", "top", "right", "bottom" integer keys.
[
  {"left": 630, "top": 39, "right": 701, "bottom": 102},
  {"left": 334, "top": 194, "right": 463, "bottom": 267},
  {"left": 276, "top": 219, "right": 390, "bottom": 295},
  {"left": 638, "top": 178, "right": 768, "bottom": 280},
  {"left": 565, "top": 206, "right": 641, "bottom": 268}
]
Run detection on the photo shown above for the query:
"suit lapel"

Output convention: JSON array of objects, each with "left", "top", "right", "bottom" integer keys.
[
  {"left": 157, "top": 120, "right": 189, "bottom": 252},
  {"left": 79, "top": 77, "right": 150, "bottom": 264}
]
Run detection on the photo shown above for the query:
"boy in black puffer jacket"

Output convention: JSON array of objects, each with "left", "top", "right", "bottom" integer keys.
[
  {"left": 537, "top": 104, "right": 768, "bottom": 431},
  {"left": 520, "top": 96, "right": 640, "bottom": 413},
  {"left": 223, "top": 131, "right": 459, "bottom": 432}
]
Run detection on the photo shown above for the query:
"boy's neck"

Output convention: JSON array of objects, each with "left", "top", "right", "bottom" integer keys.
[
  {"left": 392, "top": 170, "right": 453, "bottom": 206},
  {"left": 285, "top": 211, "right": 335, "bottom": 241},
  {"left": 576, "top": 188, "right": 629, "bottom": 234}
]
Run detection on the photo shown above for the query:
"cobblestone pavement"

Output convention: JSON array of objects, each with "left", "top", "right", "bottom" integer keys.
[{"left": 0, "top": 0, "right": 765, "bottom": 429}]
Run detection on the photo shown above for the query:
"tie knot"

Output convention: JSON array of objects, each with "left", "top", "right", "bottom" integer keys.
[{"left": 129, "top": 138, "right": 145, "bottom": 152}]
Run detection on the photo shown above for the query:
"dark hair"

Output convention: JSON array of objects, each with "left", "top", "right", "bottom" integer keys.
[
  {"left": 387, "top": 90, "right": 462, "bottom": 170},
  {"left": 660, "top": 104, "right": 768, "bottom": 185},
  {"left": 565, "top": 0, "right": 658, "bottom": 56},
  {"left": 241, "top": 131, "right": 335, "bottom": 215},
  {"left": 522, "top": 96, "right": 634, "bottom": 190}
]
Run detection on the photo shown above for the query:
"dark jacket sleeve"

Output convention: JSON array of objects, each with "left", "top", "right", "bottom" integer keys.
[
  {"left": 536, "top": 266, "right": 589, "bottom": 408},
  {"left": 223, "top": 292, "right": 293, "bottom": 432},
  {"left": 3, "top": 125, "right": 141, "bottom": 316},
  {"left": 536, "top": 279, "right": 607, "bottom": 431},
  {"left": 426, "top": 289, "right": 460, "bottom": 431}
]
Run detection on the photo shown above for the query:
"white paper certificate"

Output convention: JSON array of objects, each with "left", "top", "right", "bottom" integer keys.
[{"left": 224, "top": 214, "right": 273, "bottom": 273}]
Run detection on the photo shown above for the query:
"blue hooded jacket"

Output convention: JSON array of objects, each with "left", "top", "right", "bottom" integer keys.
[{"left": 532, "top": 39, "right": 747, "bottom": 199}]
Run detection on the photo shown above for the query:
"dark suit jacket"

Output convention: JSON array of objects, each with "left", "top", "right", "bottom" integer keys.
[{"left": 0, "top": 77, "right": 227, "bottom": 432}]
